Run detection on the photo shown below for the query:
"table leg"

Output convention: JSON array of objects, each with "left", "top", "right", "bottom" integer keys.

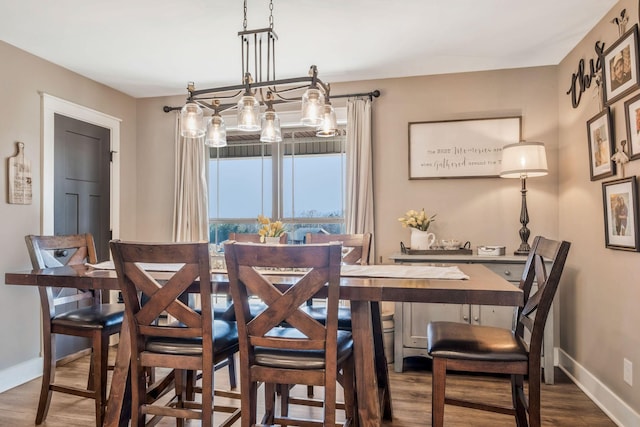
[
  {"left": 370, "top": 301, "right": 393, "bottom": 420},
  {"left": 351, "top": 300, "right": 385, "bottom": 426},
  {"left": 103, "top": 318, "right": 132, "bottom": 427}
]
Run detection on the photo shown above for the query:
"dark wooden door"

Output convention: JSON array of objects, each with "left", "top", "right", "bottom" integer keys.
[
  {"left": 53, "top": 114, "right": 111, "bottom": 358},
  {"left": 54, "top": 114, "right": 111, "bottom": 259}
]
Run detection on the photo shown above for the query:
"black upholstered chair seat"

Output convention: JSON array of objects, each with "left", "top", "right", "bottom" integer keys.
[
  {"left": 146, "top": 319, "right": 239, "bottom": 356},
  {"left": 254, "top": 328, "right": 353, "bottom": 369},
  {"left": 299, "top": 305, "right": 352, "bottom": 330},
  {"left": 214, "top": 300, "right": 267, "bottom": 321},
  {"left": 427, "top": 321, "right": 528, "bottom": 362},
  {"left": 52, "top": 303, "right": 125, "bottom": 329}
]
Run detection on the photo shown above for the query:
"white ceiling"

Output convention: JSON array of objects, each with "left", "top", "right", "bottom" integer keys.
[{"left": 0, "top": 0, "right": 619, "bottom": 98}]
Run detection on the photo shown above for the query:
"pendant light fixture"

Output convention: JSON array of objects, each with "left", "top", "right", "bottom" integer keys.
[
  {"left": 180, "top": 102, "right": 205, "bottom": 138},
  {"left": 165, "top": 0, "right": 380, "bottom": 139},
  {"left": 205, "top": 101, "right": 227, "bottom": 147},
  {"left": 260, "top": 93, "right": 282, "bottom": 142}
]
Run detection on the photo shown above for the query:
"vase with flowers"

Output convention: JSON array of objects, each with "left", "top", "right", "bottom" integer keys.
[
  {"left": 257, "top": 214, "right": 286, "bottom": 243},
  {"left": 398, "top": 208, "right": 437, "bottom": 250}
]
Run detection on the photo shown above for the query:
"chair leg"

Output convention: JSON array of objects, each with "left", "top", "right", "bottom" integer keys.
[
  {"left": 92, "top": 331, "right": 108, "bottom": 427},
  {"left": 240, "top": 376, "right": 258, "bottom": 427},
  {"left": 35, "top": 333, "right": 56, "bottom": 424},
  {"left": 279, "top": 384, "right": 290, "bottom": 418},
  {"left": 431, "top": 357, "right": 446, "bottom": 427},
  {"left": 512, "top": 374, "right": 528, "bottom": 427},
  {"left": 263, "top": 382, "right": 276, "bottom": 425},
  {"left": 227, "top": 355, "right": 237, "bottom": 389},
  {"left": 528, "top": 369, "right": 541, "bottom": 427},
  {"left": 201, "top": 366, "right": 214, "bottom": 427},
  {"left": 342, "top": 358, "right": 358, "bottom": 427}
]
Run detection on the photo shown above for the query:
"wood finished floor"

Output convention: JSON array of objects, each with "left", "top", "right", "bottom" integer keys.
[{"left": 0, "top": 353, "right": 615, "bottom": 426}]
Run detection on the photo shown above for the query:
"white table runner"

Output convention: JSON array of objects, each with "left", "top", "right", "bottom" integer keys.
[{"left": 87, "top": 261, "right": 468, "bottom": 280}]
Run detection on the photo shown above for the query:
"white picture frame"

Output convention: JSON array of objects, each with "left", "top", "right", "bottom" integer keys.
[{"left": 408, "top": 116, "right": 521, "bottom": 179}]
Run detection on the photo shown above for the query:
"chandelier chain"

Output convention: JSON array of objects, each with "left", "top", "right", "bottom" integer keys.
[
  {"left": 243, "top": 0, "right": 248, "bottom": 31},
  {"left": 269, "top": 0, "right": 274, "bottom": 29}
]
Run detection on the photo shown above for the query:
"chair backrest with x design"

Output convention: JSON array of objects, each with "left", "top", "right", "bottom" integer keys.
[
  {"left": 110, "top": 241, "right": 213, "bottom": 361},
  {"left": 305, "top": 232, "right": 372, "bottom": 265},
  {"left": 515, "top": 236, "right": 570, "bottom": 359},
  {"left": 226, "top": 242, "right": 342, "bottom": 351}
]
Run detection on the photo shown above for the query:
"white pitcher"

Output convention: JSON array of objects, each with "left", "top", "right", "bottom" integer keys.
[{"left": 410, "top": 228, "right": 436, "bottom": 250}]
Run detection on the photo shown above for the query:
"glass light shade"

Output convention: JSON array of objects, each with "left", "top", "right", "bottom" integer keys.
[
  {"left": 180, "top": 102, "right": 205, "bottom": 138},
  {"left": 236, "top": 95, "right": 261, "bottom": 131},
  {"left": 260, "top": 109, "right": 282, "bottom": 142},
  {"left": 316, "top": 103, "right": 337, "bottom": 137},
  {"left": 205, "top": 114, "right": 227, "bottom": 147},
  {"left": 500, "top": 141, "right": 548, "bottom": 178},
  {"left": 301, "top": 87, "right": 325, "bottom": 126}
]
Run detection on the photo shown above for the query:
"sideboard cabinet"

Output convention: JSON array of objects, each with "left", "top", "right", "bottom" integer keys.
[{"left": 389, "top": 253, "right": 556, "bottom": 384}]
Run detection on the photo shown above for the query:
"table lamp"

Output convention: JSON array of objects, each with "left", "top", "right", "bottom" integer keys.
[{"left": 500, "top": 141, "right": 548, "bottom": 255}]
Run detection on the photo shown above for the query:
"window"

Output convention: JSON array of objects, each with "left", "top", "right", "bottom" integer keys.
[{"left": 208, "top": 128, "right": 346, "bottom": 244}]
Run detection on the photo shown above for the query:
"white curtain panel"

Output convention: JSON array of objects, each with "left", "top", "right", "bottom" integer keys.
[
  {"left": 346, "top": 98, "right": 375, "bottom": 261},
  {"left": 173, "top": 114, "right": 209, "bottom": 242}
]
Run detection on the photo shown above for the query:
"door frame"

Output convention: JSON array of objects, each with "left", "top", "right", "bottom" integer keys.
[{"left": 40, "top": 93, "right": 120, "bottom": 239}]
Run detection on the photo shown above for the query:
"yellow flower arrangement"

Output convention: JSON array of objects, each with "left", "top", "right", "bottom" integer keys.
[
  {"left": 398, "top": 208, "right": 436, "bottom": 231},
  {"left": 257, "top": 215, "right": 286, "bottom": 242}
]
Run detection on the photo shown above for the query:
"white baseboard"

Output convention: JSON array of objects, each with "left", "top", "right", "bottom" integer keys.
[
  {"left": 0, "top": 357, "right": 42, "bottom": 393},
  {"left": 558, "top": 349, "right": 640, "bottom": 427}
]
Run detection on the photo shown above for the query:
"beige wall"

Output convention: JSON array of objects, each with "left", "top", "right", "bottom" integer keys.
[
  {"left": 0, "top": 41, "right": 137, "bottom": 375},
  {"left": 558, "top": 0, "right": 640, "bottom": 416}
]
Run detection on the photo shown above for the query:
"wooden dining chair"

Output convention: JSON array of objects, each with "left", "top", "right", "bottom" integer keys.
[
  {"left": 300, "top": 232, "right": 372, "bottom": 398},
  {"left": 225, "top": 241, "right": 357, "bottom": 427},
  {"left": 110, "top": 240, "right": 241, "bottom": 427},
  {"left": 427, "top": 236, "right": 571, "bottom": 427},
  {"left": 303, "top": 232, "right": 372, "bottom": 329},
  {"left": 25, "top": 233, "right": 124, "bottom": 426}
]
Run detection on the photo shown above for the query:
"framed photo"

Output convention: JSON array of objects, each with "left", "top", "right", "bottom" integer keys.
[
  {"left": 408, "top": 116, "right": 521, "bottom": 179},
  {"left": 602, "top": 25, "right": 640, "bottom": 106},
  {"left": 623, "top": 92, "right": 640, "bottom": 160},
  {"left": 602, "top": 177, "right": 640, "bottom": 251},
  {"left": 587, "top": 108, "right": 615, "bottom": 181}
]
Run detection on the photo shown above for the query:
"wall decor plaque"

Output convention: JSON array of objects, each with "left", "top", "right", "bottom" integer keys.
[
  {"left": 408, "top": 116, "right": 521, "bottom": 179},
  {"left": 8, "top": 141, "right": 32, "bottom": 204}
]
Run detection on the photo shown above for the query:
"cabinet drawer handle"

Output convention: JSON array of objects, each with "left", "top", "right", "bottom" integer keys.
[{"left": 504, "top": 270, "right": 511, "bottom": 276}]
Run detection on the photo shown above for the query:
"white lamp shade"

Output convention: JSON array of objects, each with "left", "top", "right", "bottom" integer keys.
[
  {"left": 260, "top": 109, "right": 282, "bottom": 142},
  {"left": 180, "top": 102, "right": 205, "bottom": 138},
  {"left": 301, "top": 88, "right": 325, "bottom": 126},
  {"left": 500, "top": 141, "right": 548, "bottom": 178},
  {"left": 237, "top": 95, "right": 261, "bottom": 131},
  {"left": 205, "top": 114, "right": 227, "bottom": 147},
  {"left": 316, "top": 103, "right": 337, "bottom": 137}
]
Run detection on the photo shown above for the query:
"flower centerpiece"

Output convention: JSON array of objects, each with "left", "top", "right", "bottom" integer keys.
[
  {"left": 257, "top": 214, "right": 286, "bottom": 243},
  {"left": 398, "top": 209, "right": 437, "bottom": 250}
]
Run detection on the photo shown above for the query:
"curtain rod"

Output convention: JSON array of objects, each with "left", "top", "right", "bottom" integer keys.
[{"left": 162, "top": 89, "right": 381, "bottom": 113}]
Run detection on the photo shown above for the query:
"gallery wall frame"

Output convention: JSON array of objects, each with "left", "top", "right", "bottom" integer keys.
[
  {"left": 408, "top": 116, "right": 521, "bottom": 179},
  {"left": 587, "top": 107, "right": 616, "bottom": 181},
  {"left": 602, "top": 24, "right": 640, "bottom": 106},
  {"left": 602, "top": 176, "right": 640, "bottom": 251},
  {"left": 623, "top": 92, "right": 640, "bottom": 160}
]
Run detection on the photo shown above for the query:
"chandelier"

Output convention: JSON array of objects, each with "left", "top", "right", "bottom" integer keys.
[{"left": 168, "top": 0, "right": 379, "bottom": 147}]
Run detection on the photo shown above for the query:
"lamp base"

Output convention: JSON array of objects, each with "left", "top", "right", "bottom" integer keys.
[{"left": 513, "top": 248, "right": 530, "bottom": 256}]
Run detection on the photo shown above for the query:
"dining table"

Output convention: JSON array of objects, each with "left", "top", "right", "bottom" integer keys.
[{"left": 5, "top": 262, "right": 523, "bottom": 427}]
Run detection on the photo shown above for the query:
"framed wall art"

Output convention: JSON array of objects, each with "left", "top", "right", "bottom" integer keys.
[
  {"left": 623, "top": 92, "right": 640, "bottom": 160},
  {"left": 408, "top": 116, "right": 521, "bottom": 179},
  {"left": 602, "top": 176, "right": 640, "bottom": 251},
  {"left": 587, "top": 108, "right": 615, "bottom": 181},
  {"left": 602, "top": 24, "right": 640, "bottom": 106}
]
